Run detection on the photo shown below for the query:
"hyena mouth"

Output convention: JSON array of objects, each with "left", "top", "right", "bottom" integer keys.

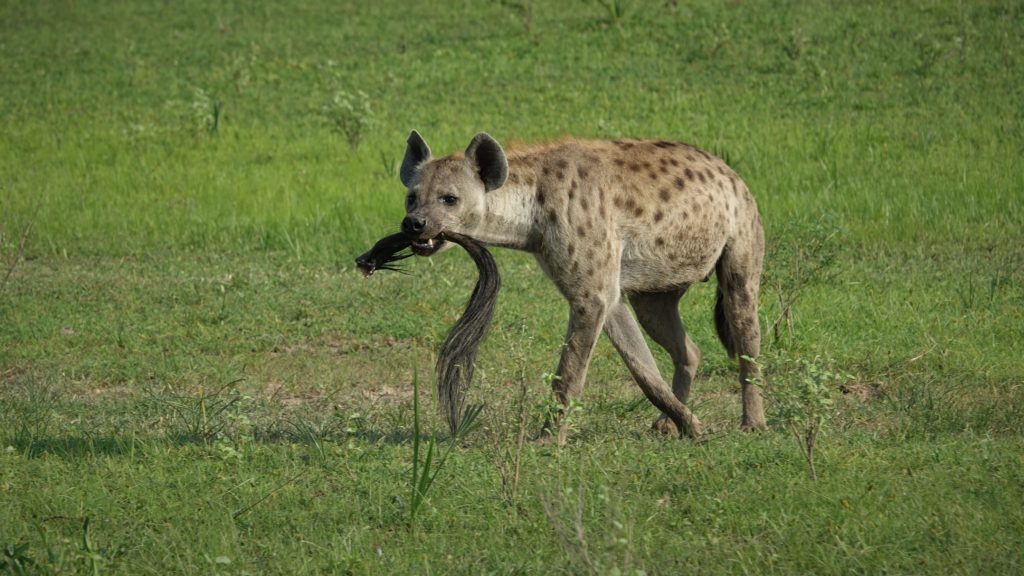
[{"left": 411, "top": 237, "right": 446, "bottom": 256}]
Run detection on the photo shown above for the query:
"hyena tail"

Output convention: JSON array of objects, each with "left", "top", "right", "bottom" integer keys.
[
  {"left": 434, "top": 233, "right": 501, "bottom": 435},
  {"left": 714, "top": 288, "right": 738, "bottom": 359}
]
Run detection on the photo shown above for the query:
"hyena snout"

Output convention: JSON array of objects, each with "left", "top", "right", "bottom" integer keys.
[
  {"left": 401, "top": 214, "right": 427, "bottom": 237},
  {"left": 401, "top": 214, "right": 447, "bottom": 256}
]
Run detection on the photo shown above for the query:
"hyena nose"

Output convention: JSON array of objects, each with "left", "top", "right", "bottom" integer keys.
[{"left": 402, "top": 215, "right": 426, "bottom": 237}]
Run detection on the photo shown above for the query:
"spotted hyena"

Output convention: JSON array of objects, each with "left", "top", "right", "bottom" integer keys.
[{"left": 398, "top": 131, "right": 766, "bottom": 439}]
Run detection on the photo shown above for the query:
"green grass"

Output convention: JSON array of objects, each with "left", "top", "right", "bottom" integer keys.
[{"left": 2, "top": 0, "right": 1023, "bottom": 573}]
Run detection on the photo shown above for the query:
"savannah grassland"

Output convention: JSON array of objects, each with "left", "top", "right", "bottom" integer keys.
[{"left": 1, "top": 1, "right": 1023, "bottom": 574}]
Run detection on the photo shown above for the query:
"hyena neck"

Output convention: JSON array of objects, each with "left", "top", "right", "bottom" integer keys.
[{"left": 478, "top": 163, "right": 541, "bottom": 252}]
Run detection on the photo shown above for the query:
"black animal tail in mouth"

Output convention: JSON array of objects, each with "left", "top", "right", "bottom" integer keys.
[
  {"left": 355, "top": 233, "right": 414, "bottom": 277},
  {"left": 354, "top": 231, "right": 500, "bottom": 435}
]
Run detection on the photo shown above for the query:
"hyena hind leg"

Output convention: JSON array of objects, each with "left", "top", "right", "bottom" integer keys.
[
  {"left": 629, "top": 290, "right": 703, "bottom": 435},
  {"left": 715, "top": 248, "right": 767, "bottom": 431}
]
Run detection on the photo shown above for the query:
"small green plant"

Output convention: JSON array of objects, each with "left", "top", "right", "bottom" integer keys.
[
  {"left": 540, "top": 373, "right": 585, "bottom": 446},
  {"left": 160, "top": 379, "right": 250, "bottom": 444},
  {"left": 767, "top": 224, "right": 842, "bottom": 345},
  {"left": 325, "top": 89, "right": 375, "bottom": 150},
  {"left": 1, "top": 541, "right": 35, "bottom": 575},
  {"left": 408, "top": 372, "right": 483, "bottom": 523},
  {"left": 759, "top": 354, "right": 845, "bottom": 480},
  {"left": 191, "top": 87, "right": 221, "bottom": 135}
]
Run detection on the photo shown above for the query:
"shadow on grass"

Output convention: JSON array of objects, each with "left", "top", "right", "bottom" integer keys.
[
  {"left": 9, "top": 435, "right": 139, "bottom": 459},
  {"left": 7, "top": 427, "right": 431, "bottom": 461}
]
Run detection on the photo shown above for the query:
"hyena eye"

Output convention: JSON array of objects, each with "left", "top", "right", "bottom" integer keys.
[
  {"left": 440, "top": 194, "right": 459, "bottom": 206},
  {"left": 405, "top": 193, "right": 416, "bottom": 209}
]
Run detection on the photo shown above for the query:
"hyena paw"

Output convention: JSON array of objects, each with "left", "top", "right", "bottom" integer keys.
[
  {"left": 740, "top": 416, "right": 768, "bottom": 432},
  {"left": 650, "top": 414, "right": 678, "bottom": 435}
]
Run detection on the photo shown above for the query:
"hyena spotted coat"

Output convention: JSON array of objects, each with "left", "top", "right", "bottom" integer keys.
[{"left": 399, "top": 131, "right": 766, "bottom": 439}]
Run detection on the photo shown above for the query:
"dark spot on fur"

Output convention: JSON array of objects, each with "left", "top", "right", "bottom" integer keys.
[
  {"left": 613, "top": 196, "right": 624, "bottom": 208},
  {"left": 718, "top": 166, "right": 727, "bottom": 176},
  {"left": 537, "top": 189, "right": 546, "bottom": 205},
  {"left": 580, "top": 197, "right": 589, "bottom": 211},
  {"left": 633, "top": 206, "right": 644, "bottom": 217},
  {"left": 654, "top": 210, "right": 664, "bottom": 223},
  {"left": 576, "top": 224, "right": 587, "bottom": 238},
  {"left": 542, "top": 166, "right": 550, "bottom": 177},
  {"left": 547, "top": 209, "right": 557, "bottom": 222},
  {"left": 684, "top": 168, "right": 695, "bottom": 181},
  {"left": 659, "top": 188, "right": 671, "bottom": 201},
  {"left": 525, "top": 173, "right": 536, "bottom": 186},
  {"left": 697, "top": 171, "right": 706, "bottom": 183},
  {"left": 578, "top": 166, "right": 589, "bottom": 179},
  {"left": 509, "top": 173, "right": 521, "bottom": 184},
  {"left": 567, "top": 243, "right": 576, "bottom": 256},
  {"left": 648, "top": 171, "right": 658, "bottom": 180},
  {"left": 614, "top": 158, "right": 625, "bottom": 167},
  {"left": 624, "top": 197, "right": 637, "bottom": 211},
  {"left": 628, "top": 162, "right": 640, "bottom": 172},
  {"left": 654, "top": 140, "right": 676, "bottom": 149},
  {"left": 669, "top": 157, "right": 679, "bottom": 167},
  {"left": 556, "top": 171, "right": 565, "bottom": 181},
  {"left": 655, "top": 237, "right": 665, "bottom": 246},
  {"left": 557, "top": 159, "right": 568, "bottom": 170}
]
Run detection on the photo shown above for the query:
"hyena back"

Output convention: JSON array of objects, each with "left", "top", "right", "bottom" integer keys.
[{"left": 399, "top": 131, "right": 766, "bottom": 439}]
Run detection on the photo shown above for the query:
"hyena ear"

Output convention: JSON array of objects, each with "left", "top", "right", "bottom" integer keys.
[
  {"left": 400, "top": 130, "right": 432, "bottom": 187},
  {"left": 465, "top": 132, "right": 508, "bottom": 192}
]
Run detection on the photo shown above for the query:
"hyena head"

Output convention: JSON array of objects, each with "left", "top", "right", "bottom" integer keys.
[{"left": 398, "top": 131, "right": 508, "bottom": 256}]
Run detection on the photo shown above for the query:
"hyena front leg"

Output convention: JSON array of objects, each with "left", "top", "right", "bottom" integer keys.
[
  {"left": 547, "top": 297, "right": 608, "bottom": 444},
  {"left": 603, "top": 301, "right": 704, "bottom": 438}
]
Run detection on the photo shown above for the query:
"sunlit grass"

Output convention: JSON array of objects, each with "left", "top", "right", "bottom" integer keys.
[{"left": 1, "top": 0, "right": 1022, "bottom": 573}]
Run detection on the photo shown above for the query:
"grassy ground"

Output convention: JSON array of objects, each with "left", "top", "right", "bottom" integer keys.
[{"left": 2, "top": 0, "right": 1023, "bottom": 574}]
